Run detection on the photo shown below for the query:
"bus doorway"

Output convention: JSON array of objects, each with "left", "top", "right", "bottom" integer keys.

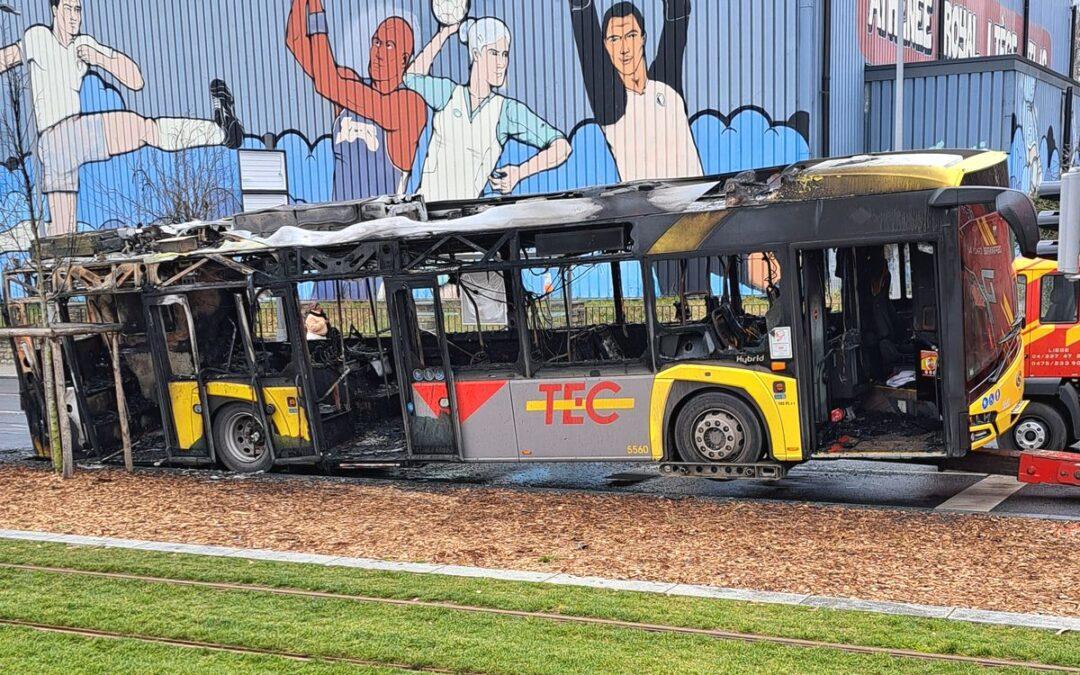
[
  {"left": 389, "top": 279, "right": 461, "bottom": 458},
  {"left": 798, "top": 243, "right": 948, "bottom": 457}
]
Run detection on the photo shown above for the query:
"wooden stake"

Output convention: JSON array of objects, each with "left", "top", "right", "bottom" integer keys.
[
  {"left": 109, "top": 332, "right": 133, "bottom": 472},
  {"left": 40, "top": 338, "right": 62, "bottom": 474},
  {"left": 50, "top": 338, "right": 73, "bottom": 479}
]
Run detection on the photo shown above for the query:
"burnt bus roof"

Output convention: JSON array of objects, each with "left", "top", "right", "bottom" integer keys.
[{"left": 23, "top": 149, "right": 1018, "bottom": 272}]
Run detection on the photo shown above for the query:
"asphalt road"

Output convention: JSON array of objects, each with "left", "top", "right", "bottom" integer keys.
[{"left": 0, "top": 378, "right": 1075, "bottom": 520}]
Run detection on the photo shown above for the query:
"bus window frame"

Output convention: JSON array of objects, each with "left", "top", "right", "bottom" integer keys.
[
  {"left": 518, "top": 259, "right": 653, "bottom": 375},
  {"left": 437, "top": 269, "right": 523, "bottom": 374},
  {"left": 646, "top": 248, "right": 786, "bottom": 366}
]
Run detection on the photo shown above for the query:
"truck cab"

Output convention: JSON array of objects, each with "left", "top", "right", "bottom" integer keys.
[{"left": 1012, "top": 255, "right": 1080, "bottom": 451}]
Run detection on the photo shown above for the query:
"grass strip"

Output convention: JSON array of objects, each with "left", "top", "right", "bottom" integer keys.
[
  {"left": 0, "top": 624, "right": 401, "bottom": 674},
  {"left": 0, "top": 564, "right": 1029, "bottom": 675},
  {"left": 0, "top": 539, "right": 1077, "bottom": 668}
]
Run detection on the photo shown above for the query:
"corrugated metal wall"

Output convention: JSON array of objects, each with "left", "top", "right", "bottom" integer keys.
[
  {"left": 865, "top": 57, "right": 1077, "bottom": 191},
  {"left": 835, "top": 0, "right": 1077, "bottom": 166},
  {"left": 828, "top": 0, "right": 867, "bottom": 156},
  {"left": 865, "top": 65, "right": 1015, "bottom": 153}
]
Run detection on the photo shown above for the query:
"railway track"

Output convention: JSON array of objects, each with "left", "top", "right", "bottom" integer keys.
[
  {"left": 2, "top": 562, "right": 1076, "bottom": 673},
  {"left": 0, "top": 618, "right": 467, "bottom": 673}
]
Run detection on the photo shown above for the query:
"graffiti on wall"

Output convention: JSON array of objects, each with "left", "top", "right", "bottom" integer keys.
[
  {"left": 0, "top": 0, "right": 811, "bottom": 235},
  {"left": 1008, "top": 74, "right": 1062, "bottom": 193}
]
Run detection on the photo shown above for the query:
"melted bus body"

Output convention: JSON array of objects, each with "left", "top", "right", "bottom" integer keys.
[{"left": 5, "top": 151, "right": 1039, "bottom": 475}]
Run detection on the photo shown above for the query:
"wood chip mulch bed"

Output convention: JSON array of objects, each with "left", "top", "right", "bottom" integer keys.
[{"left": 0, "top": 465, "right": 1076, "bottom": 617}]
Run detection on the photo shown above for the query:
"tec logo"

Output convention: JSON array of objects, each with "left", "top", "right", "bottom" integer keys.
[
  {"left": 981, "top": 389, "right": 1002, "bottom": 410},
  {"left": 527, "top": 381, "right": 635, "bottom": 426}
]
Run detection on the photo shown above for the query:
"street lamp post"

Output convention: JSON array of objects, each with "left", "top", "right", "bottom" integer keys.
[{"left": 895, "top": 0, "right": 906, "bottom": 152}]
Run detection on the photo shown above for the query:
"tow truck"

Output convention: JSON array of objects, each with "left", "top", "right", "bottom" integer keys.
[{"left": 979, "top": 178, "right": 1080, "bottom": 486}]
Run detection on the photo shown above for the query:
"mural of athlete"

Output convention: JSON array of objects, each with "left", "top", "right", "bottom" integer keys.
[
  {"left": 0, "top": 0, "right": 243, "bottom": 235},
  {"left": 405, "top": 15, "right": 572, "bottom": 202},
  {"left": 568, "top": 0, "right": 702, "bottom": 181},
  {"left": 285, "top": 0, "right": 426, "bottom": 198}
]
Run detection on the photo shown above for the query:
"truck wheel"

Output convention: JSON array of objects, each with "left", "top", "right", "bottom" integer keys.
[
  {"left": 674, "top": 392, "right": 763, "bottom": 464},
  {"left": 213, "top": 403, "right": 274, "bottom": 473},
  {"left": 1007, "top": 402, "right": 1068, "bottom": 451}
]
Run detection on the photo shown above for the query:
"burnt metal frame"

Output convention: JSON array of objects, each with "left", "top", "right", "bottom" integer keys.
[
  {"left": 7, "top": 177, "right": 1033, "bottom": 467},
  {"left": 56, "top": 299, "right": 104, "bottom": 457},
  {"left": 644, "top": 249, "right": 788, "bottom": 364},
  {"left": 386, "top": 277, "right": 464, "bottom": 460},
  {"left": 177, "top": 192, "right": 1007, "bottom": 465},
  {"left": 142, "top": 293, "right": 218, "bottom": 466}
]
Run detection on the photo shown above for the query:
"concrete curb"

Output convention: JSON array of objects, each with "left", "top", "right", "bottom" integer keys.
[{"left": 0, "top": 529, "right": 1076, "bottom": 633}]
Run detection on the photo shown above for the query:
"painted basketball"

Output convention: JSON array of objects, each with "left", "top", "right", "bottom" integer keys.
[{"left": 432, "top": 0, "right": 469, "bottom": 26}]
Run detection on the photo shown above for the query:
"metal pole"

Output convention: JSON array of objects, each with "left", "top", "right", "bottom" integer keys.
[{"left": 895, "top": 0, "right": 906, "bottom": 151}]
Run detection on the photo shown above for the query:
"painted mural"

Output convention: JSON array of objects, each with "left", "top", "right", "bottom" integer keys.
[
  {"left": 0, "top": 0, "right": 244, "bottom": 235},
  {"left": 0, "top": 0, "right": 812, "bottom": 238}
]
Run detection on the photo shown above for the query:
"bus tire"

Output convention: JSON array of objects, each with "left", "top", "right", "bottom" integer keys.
[
  {"left": 1005, "top": 402, "right": 1068, "bottom": 452},
  {"left": 212, "top": 403, "right": 274, "bottom": 473},
  {"left": 674, "top": 392, "right": 763, "bottom": 464}
]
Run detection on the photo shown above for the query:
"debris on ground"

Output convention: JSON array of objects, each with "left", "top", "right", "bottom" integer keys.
[{"left": 0, "top": 465, "right": 1075, "bottom": 617}]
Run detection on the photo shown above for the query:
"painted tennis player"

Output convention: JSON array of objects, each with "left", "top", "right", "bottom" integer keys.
[
  {"left": 0, "top": 0, "right": 243, "bottom": 235},
  {"left": 568, "top": 0, "right": 702, "bottom": 182},
  {"left": 405, "top": 14, "right": 571, "bottom": 202}
]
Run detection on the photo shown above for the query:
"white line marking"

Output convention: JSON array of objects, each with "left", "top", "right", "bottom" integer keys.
[{"left": 935, "top": 475, "right": 1025, "bottom": 513}]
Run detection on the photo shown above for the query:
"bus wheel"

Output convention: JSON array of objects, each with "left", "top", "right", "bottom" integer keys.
[
  {"left": 213, "top": 403, "right": 273, "bottom": 473},
  {"left": 674, "top": 392, "right": 763, "bottom": 464},
  {"left": 1006, "top": 402, "right": 1067, "bottom": 451}
]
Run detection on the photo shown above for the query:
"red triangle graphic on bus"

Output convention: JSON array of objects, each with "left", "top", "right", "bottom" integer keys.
[
  {"left": 412, "top": 380, "right": 507, "bottom": 423},
  {"left": 455, "top": 380, "right": 508, "bottom": 423}
]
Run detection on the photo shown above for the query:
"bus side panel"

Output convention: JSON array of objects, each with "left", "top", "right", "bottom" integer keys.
[
  {"left": 508, "top": 375, "right": 654, "bottom": 460},
  {"left": 456, "top": 380, "right": 517, "bottom": 460},
  {"left": 168, "top": 381, "right": 203, "bottom": 451}
]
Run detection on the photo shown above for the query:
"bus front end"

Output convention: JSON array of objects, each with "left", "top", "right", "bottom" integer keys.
[{"left": 959, "top": 202, "right": 1029, "bottom": 450}]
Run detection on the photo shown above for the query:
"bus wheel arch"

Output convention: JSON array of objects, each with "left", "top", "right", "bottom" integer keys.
[
  {"left": 666, "top": 384, "right": 770, "bottom": 464},
  {"left": 211, "top": 402, "right": 274, "bottom": 473}
]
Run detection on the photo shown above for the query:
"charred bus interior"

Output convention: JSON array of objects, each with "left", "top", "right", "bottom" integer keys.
[{"left": 801, "top": 243, "right": 946, "bottom": 456}]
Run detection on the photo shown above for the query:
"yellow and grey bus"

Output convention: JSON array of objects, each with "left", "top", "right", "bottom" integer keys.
[{"left": 6, "top": 150, "right": 1039, "bottom": 477}]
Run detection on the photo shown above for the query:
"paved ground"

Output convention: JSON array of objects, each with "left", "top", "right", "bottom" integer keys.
[
  {"left": 0, "top": 378, "right": 1075, "bottom": 520},
  {"left": 0, "top": 378, "right": 30, "bottom": 452}
]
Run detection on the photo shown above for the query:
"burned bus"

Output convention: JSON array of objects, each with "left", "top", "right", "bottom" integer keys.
[{"left": 4, "top": 150, "right": 1039, "bottom": 477}]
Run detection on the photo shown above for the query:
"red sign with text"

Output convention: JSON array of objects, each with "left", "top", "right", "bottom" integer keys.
[{"left": 858, "top": 0, "right": 1053, "bottom": 67}]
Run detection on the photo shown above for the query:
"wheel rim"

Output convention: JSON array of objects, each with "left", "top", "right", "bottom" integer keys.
[
  {"left": 691, "top": 409, "right": 745, "bottom": 462},
  {"left": 1013, "top": 418, "right": 1049, "bottom": 451},
  {"left": 223, "top": 412, "right": 267, "bottom": 463}
]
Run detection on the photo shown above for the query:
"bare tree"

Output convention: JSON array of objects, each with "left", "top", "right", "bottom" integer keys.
[
  {"left": 0, "top": 4, "right": 77, "bottom": 476},
  {"left": 93, "top": 124, "right": 240, "bottom": 227}
]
